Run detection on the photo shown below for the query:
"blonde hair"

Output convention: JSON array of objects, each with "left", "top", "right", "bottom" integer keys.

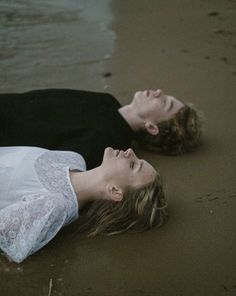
[
  {"left": 136, "top": 103, "right": 203, "bottom": 155},
  {"left": 78, "top": 174, "right": 167, "bottom": 237}
]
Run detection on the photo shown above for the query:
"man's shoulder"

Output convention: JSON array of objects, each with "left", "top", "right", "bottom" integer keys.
[{"left": 15, "top": 88, "right": 121, "bottom": 106}]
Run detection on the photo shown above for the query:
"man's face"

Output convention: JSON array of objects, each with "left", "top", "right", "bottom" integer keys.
[{"left": 132, "top": 89, "right": 184, "bottom": 124}]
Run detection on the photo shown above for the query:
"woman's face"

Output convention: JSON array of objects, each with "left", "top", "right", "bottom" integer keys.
[
  {"left": 132, "top": 89, "right": 184, "bottom": 123},
  {"left": 101, "top": 147, "right": 157, "bottom": 190}
]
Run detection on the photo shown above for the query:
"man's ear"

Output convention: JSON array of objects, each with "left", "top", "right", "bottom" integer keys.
[
  {"left": 145, "top": 121, "right": 159, "bottom": 135},
  {"left": 106, "top": 184, "right": 123, "bottom": 202}
]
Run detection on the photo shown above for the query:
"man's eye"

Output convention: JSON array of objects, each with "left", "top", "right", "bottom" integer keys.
[{"left": 130, "top": 161, "right": 135, "bottom": 169}]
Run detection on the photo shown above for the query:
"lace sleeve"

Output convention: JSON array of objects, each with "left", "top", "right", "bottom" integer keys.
[{"left": 0, "top": 192, "right": 68, "bottom": 263}]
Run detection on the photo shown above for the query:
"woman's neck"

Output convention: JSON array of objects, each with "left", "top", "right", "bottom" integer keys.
[{"left": 69, "top": 167, "right": 105, "bottom": 208}]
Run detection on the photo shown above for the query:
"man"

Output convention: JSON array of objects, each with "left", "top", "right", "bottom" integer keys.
[{"left": 0, "top": 88, "right": 202, "bottom": 169}]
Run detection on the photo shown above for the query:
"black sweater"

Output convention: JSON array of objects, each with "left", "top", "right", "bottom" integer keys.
[{"left": 0, "top": 89, "right": 134, "bottom": 169}]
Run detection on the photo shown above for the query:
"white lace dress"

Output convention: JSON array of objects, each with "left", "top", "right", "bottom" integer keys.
[{"left": 0, "top": 146, "right": 86, "bottom": 263}]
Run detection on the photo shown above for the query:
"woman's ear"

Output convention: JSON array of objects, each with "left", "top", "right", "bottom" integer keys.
[
  {"left": 145, "top": 121, "right": 159, "bottom": 135},
  {"left": 106, "top": 184, "right": 123, "bottom": 202}
]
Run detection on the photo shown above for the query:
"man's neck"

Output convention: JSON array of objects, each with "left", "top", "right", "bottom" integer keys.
[{"left": 118, "top": 104, "right": 144, "bottom": 132}]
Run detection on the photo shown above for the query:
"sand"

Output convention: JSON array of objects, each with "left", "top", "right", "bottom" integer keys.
[{"left": 0, "top": 0, "right": 236, "bottom": 295}]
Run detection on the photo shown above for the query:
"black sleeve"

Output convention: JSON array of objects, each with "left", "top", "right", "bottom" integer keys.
[
  {"left": 55, "top": 129, "right": 110, "bottom": 169},
  {"left": 0, "top": 89, "right": 127, "bottom": 169}
]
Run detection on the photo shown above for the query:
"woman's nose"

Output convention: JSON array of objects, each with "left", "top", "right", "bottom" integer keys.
[
  {"left": 124, "top": 148, "right": 137, "bottom": 160},
  {"left": 124, "top": 148, "right": 133, "bottom": 158}
]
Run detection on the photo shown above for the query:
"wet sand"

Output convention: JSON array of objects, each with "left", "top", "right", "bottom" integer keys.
[{"left": 1, "top": 0, "right": 236, "bottom": 295}]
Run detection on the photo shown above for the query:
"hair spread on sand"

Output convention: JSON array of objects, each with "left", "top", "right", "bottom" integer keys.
[
  {"left": 135, "top": 103, "right": 203, "bottom": 155},
  {"left": 78, "top": 174, "right": 168, "bottom": 237}
]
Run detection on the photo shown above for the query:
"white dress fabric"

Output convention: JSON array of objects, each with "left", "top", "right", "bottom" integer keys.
[{"left": 0, "top": 147, "right": 86, "bottom": 263}]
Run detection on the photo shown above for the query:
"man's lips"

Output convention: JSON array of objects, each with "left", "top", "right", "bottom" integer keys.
[{"left": 145, "top": 90, "right": 150, "bottom": 97}]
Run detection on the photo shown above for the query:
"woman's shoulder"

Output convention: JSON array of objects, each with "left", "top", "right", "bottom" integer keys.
[{"left": 47, "top": 150, "right": 87, "bottom": 171}]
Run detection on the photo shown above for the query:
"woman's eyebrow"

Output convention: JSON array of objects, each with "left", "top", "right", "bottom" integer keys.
[{"left": 138, "top": 160, "right": 143, "bottom": 172}]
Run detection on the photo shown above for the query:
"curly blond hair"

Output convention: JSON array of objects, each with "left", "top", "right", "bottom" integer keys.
[
  {"left": 135, "top": 103, "right": 203, "bottom": 155},
  {"left": 78, "top": 174, "right": 168, "bottom": 237}
]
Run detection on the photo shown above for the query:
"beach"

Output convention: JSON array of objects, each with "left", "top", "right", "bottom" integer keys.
[{"left": 0, "top": 0, "right": 236, "bottom": 295}]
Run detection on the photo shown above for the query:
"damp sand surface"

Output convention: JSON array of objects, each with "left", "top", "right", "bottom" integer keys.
[
  {"left": 0, "top": 0, "right": 236, "bottom": 295},
  {"left": 0, "top": 0, "right": 115, "bottom": 92}
]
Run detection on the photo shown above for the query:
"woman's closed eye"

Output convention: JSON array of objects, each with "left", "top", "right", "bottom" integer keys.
[{"left": 130, "top": 161, "right": 135, "bottom": 169}]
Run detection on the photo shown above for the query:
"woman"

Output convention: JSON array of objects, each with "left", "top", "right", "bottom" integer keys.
[{"left": 0, "top": 146, "right": 167, "bottom": 263}]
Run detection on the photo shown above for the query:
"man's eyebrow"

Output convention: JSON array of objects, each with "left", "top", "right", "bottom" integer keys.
[{"left": 167, "top": 99, "right": 174, "bottom": 112}]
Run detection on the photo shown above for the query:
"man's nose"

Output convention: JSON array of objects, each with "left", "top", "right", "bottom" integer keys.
[{"left": 154, "top": 89, "right": 163, "bottom": 97}]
